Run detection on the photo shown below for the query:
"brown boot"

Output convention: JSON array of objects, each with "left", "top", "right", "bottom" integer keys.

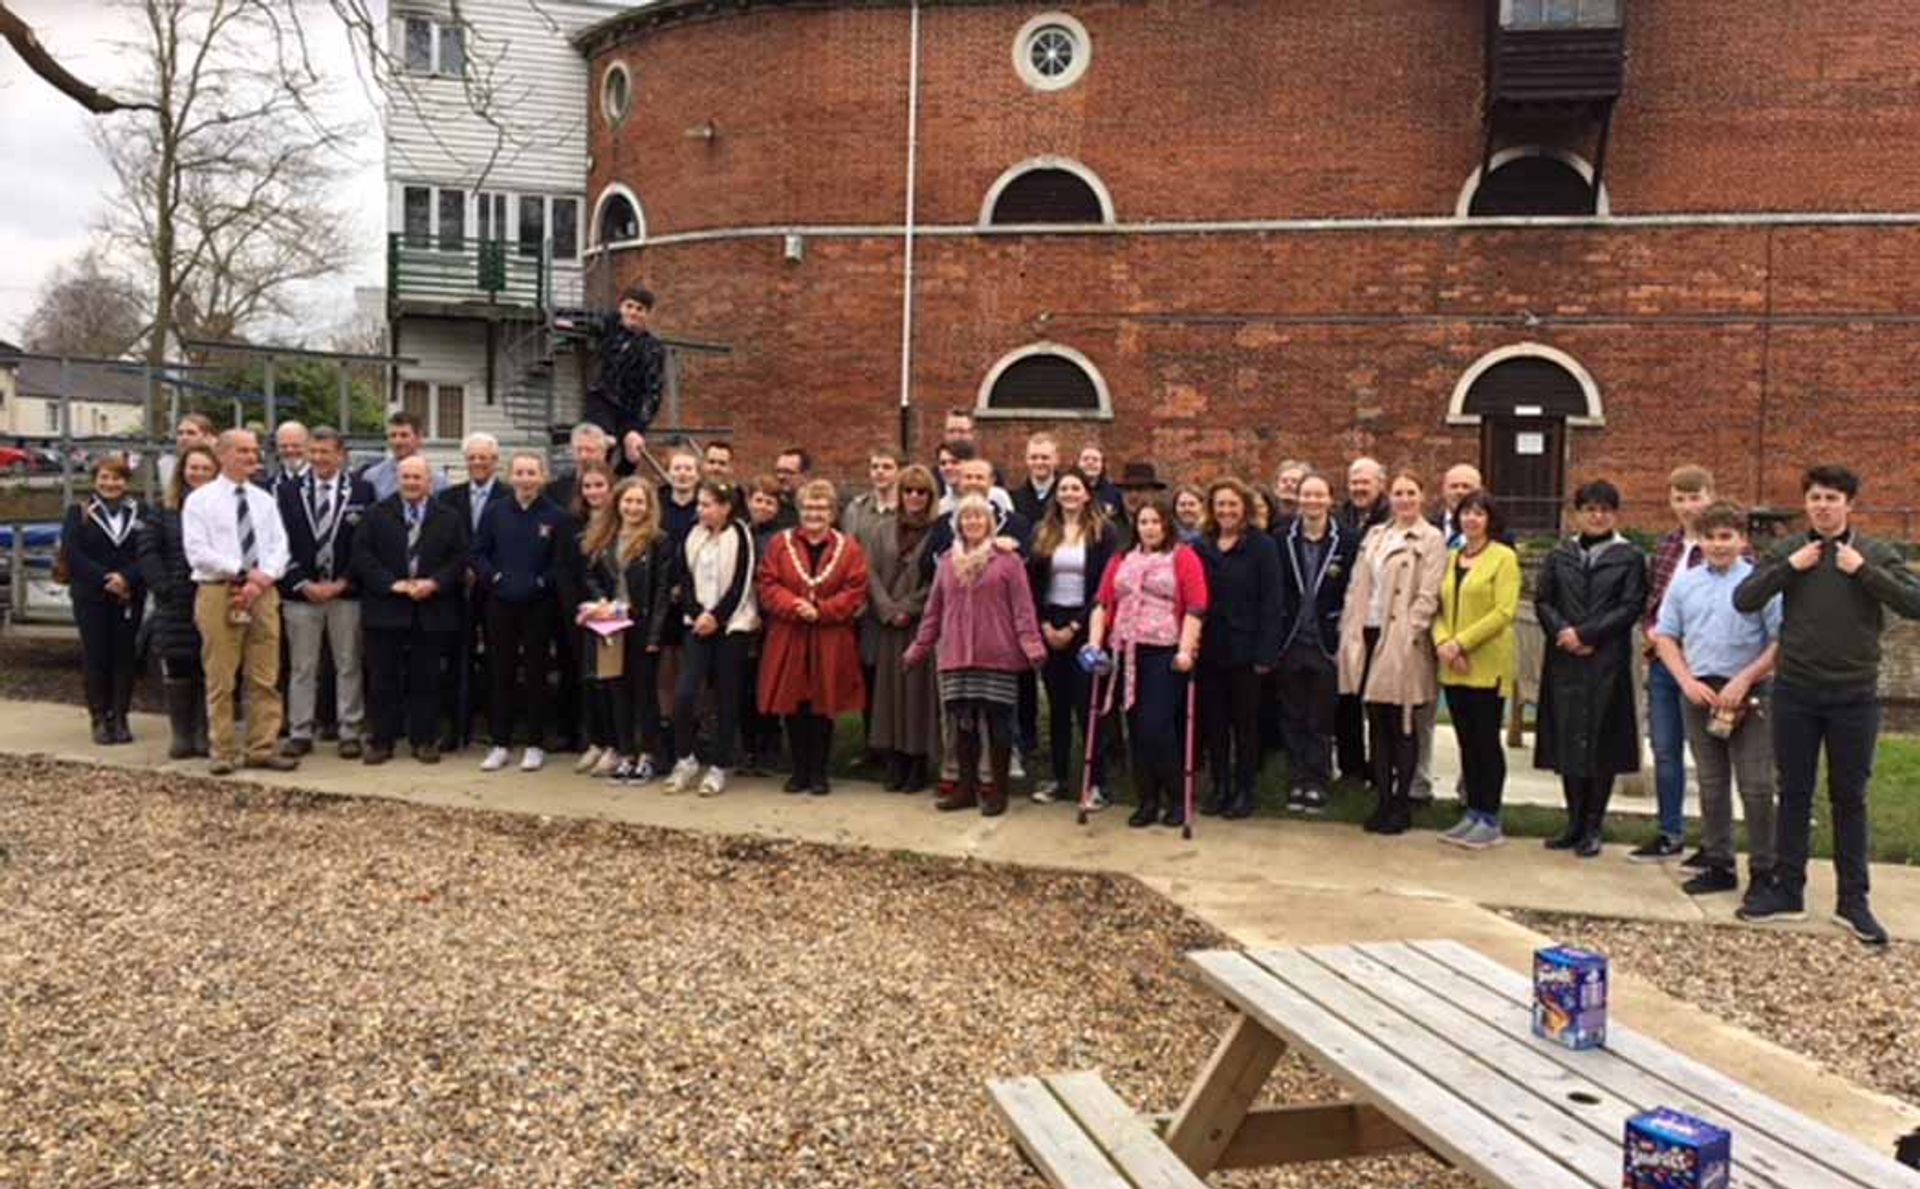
[
  {"left": 938, "top": 728, "right": 982, "bottom": 812},
  {"left": 981, "top": 736, "right": 1012, "bottom": 817}
]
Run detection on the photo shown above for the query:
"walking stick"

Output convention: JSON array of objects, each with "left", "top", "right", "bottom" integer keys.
[
  {"left": 1182, "top": 674, "right": 1198, "bottom": 841},
  {"left": 1077, "top": 665, "right": 1105, "bottom": 827}
]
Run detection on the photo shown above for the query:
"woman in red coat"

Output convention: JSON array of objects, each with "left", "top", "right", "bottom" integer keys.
[{"left": 757, "top": 478, "right": 870, "bottom": 795}]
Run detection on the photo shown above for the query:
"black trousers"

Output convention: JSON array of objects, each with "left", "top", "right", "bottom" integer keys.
[
  {"left": 1359, "top": 628, "right": 1418, "bottom": 802},
  {"left": 1772, "top": 680, "right": 1878, "bottom": 902},
  {"left": 1040, "top": 605, "right": 1102, "bottom": 787},
  {"left": 1016, "top": 669, "right": 1039, "bottom": 755},
  {"left": 367, "top": 627, "right": 449, "bottom": 747},
  {"left": 1199, "top": 663, "right": 1263, "bottom": 795},
  {"left": 1126, "top": 645, "right": 1189, "bottom": 801},
  {"left": 444, "top": 587, "right": 487, "bottom": 746},
  {"left": 589, "top": 631, "right": 662, "bottom": 758},
  {"left": 1336, "top": 693, "right": 1368, "bottom": 780},
  {"left": 75, "top": 599, "right": 141, "bottom": 718},
  {"left": 1445, "top": 685, "right": 1507, "bottom": 816},
  {"left": 675, "top": 631, "right": 745, "bottom": 767},
  {"left": 740, "top": 637, "right": 780, "bottom": 760},
  {"left": 553, "top": 616, "right": 583, "bottom": 747},
  {"left": 1278, "top": 642, "right": 1338, "bottom": 791},
  {"left": 485, "top": 597, "right": 554, "bottom": 747}
]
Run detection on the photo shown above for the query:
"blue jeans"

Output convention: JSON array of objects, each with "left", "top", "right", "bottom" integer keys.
[
  {"left": 1772, "top": 681, "right": 1879, "bottom": 903},
  {"left": 1647, "top": 659, "right": 1687, "bottom": 839}
]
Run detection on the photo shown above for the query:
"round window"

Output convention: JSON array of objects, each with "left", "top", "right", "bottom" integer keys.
[
  {"left": 1014, "top": 14, "right": 1090, "bottom": 92},
  {"left": 602, "top": 62, "right": 631, "bottom": 125}
]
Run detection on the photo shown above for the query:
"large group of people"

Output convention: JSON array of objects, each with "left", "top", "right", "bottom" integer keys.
[{"left": 59, "top": 393, "right": 1920, "bottom": 947}]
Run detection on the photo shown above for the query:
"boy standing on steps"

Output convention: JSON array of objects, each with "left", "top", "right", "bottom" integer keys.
[
  {"left": 1650, "top": 501, "right": 1780, "bottom": 904},
  {"left": 1630, "top": 464, "right": 1717, "bottom": 864},
  {"left": 1734, "top": 465, "right": 1920, "bottom": 946}
]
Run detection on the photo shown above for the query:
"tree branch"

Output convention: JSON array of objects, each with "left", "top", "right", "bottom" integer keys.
[{"left": 0, "top": 1, "right": 156, "bottom": 114}]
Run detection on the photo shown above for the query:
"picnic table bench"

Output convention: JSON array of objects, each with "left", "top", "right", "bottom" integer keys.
[{"left": 990, "top": 939, "right": 1920, "bottom": 1188}]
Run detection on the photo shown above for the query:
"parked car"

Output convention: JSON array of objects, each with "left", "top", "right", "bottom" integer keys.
[{"left": 0, "top": 446, "right": 35, "bottom": 476}]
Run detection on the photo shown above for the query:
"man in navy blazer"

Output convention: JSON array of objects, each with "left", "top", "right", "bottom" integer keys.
[
  {"left": 275, "top": 426, "right": 375, "bottom": 758},
  {"left": 437, "top": 432, "right": 508, "bottom": 749}
]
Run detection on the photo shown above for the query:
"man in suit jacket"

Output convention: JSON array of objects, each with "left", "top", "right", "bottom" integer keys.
[
  {"left": 276, "top": 426, "right": 375, "bottom": 758},
  {"left": 438, "top": 432, "right": 508, "bottom": 749},
  {"left": 353, "top": 455, "right": 466, "bottom": 764}
]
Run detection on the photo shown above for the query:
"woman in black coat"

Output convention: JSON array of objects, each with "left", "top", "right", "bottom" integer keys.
[
  {"left": 64, "top": 454, "right": 146, "bottom": 745},
  {"left": 578, "top": 477, "right": 673, "bottom": 783},
  {"left": 1534, "top": 480, "right": 1649, "bottom": 857},
  {"left": 137, "top": 445, "right": 219, "bottom": 758},
  {"left": 1195, "top": 477, "right": 1284, "bottom": 819}
]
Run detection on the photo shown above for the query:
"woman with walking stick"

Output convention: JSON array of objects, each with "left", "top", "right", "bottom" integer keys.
[
  {"left": 1084, "top": 495, "right": 1208, "bottom": 829},
  {"left": 1027, "top": 468, "right": 1116, "bottom": 808}
]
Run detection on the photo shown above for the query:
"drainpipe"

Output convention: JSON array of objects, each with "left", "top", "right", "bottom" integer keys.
[{"left": 897, "top": 1, "right": 922, "bottom": 455}]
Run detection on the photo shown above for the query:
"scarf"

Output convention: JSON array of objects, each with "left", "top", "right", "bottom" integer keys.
[{"left": 949, "top": 537, "right": 995, "bottom": 587}]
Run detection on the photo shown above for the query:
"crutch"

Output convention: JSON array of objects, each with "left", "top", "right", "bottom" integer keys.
[
  {"left": 1077, "top": 664, "right": 1107, "bottom": 827},
  {"left": 1182, "top": 675, "right": 1198, "bottom": 842}
]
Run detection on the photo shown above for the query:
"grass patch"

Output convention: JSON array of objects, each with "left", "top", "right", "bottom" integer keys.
[{"left": 828, "top": 713, "right": 1920, "bottom": 866}]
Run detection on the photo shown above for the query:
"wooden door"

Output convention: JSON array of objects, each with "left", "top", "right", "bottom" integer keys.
[{"left": 1482, "top": 416, "right": 1565, "bottom": 536}]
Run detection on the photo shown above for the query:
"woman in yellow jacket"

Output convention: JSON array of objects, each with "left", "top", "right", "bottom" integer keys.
[{"left": 1432, "top": 491, "right": 1522, "bottom": 849}]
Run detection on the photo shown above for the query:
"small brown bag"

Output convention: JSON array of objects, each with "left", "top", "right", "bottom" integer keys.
[{"left": 594, "top": 629, "right": 627, "bottom": 680}]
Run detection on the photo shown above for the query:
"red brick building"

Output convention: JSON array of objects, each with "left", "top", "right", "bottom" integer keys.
[{"left": 574, "top": 0, "right": 1920, "bottom": 534}]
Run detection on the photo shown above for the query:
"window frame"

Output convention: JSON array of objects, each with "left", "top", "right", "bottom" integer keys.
[
  {"left": 1013, "top": 13, "right": 1092, "bottom": 93},
  {"left": 601, "top": 60, "right": 633, "bottom": 127},
  {"left": 398, "top": 378, "right": 468, "bottom": 442},
  {"left": 397, "top": 13, "right": 469, "bottom": 78},
  {"left": 979, "top": 156, "right": 1117, "bottom": 227},
  {"left": 1500, "top": 0, "right": 1621, "bottom": 30},
  {"left": 974, "top": 342, "right": 1114, "bottom": 422}
]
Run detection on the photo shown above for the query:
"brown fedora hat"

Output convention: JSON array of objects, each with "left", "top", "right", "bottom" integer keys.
[{"left": 1116, "top": 461, "right": 1166, "bottom": 491}]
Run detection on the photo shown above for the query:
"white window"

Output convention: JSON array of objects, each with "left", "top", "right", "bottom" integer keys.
[
  {"left": 400, "top": 14, "right": 468, "bottom": 77},
  {"left": 1501, "top": 0, "right": 1621, "bottom": 29},
  {"left": 400, "top": 380, "right": 465, "bottom": 441},
  {"left": 43, "top": 403, "right": 59, "bottom": 433},
  {"left": 438, "top": 188, "right": 466, "bottom": 251},
  {"left": 398, "top": 185, "right": 475, "bottom": 251},
  {"left": 1014, "top": 13, "right": 1091, "bottom": 92},
  {"left": 551, "top": 198, "right": 580, "bottom": 261},
  {"left": 517, "top": 195, "right": 545, "bottom": 260},
  {"left": 976, "top": 343, "right": 1112, "bottom": 420},
  {"left": 602, "top": 61, "right": 632, "bottom": 126},
  {"left": 477, "top": 192, "right": 509, "bottom": 243},
  {"left": 403, "top": 186, "right": 432, "bottom": 248}
]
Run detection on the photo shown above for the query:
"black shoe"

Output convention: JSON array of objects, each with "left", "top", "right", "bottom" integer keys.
[
  {"left": 338, "top": 739, "right": 364, "bottom": 761},
  {"left": 1223, "top": 787, "right": 1256, "bottom": 820},
  {"left": 902, "top": 757, "right": 930, "bottom": 793},
  {"left": 363, "top": 742, "right": 394, "bottom": 766},
  {"left": 413, "top": 743, "right": 442, "bottom": 764},
  {"left": 1374, "top": 799, "right": 1411, "bottom": 837},
  {"left": 1127, "top": 790, "right": 1158, "bottom": 828},
  {"left": 1681, "top": 866, "right": 1739, "bottom": 895},
  {"left": 883, "top": 752, "right": 908, "bottom": 792},
  {"left": 1832, "top": 901, "right": 1890, "bottom": 947},
  {"left": 1680, "top": 847, "right": 1713, "bottom": 871},
  {"left": 1200, "top": 779, "right": 1229, "bottom": 817},
  {"left": 317, "top": 725, "right": 340, "bottom": 743},
  {"left": 783, "top": 773, "right": 808, "bottom": 794},
  {"left": 1574, "top": 831, "right": 1605, "bottom": 859},
  {"left": 90, "top": 715, "right": 113, "bottom": 746},
  {"left": 1736, "top": 881, "right": 1807, "bottom": 923},
  {"left": 808, "top": 777, "right": 831, "bottom": 796},
  {"left": 108, "top": 715, "right": 133, "bottom": 744},
  {"left": 282, "top": 737, "right": 314, "bottom": 758},
  {"left": 1544, "top": 828, "right": 1581, "bottom": 851},
  {"left": 1297, "top": 786, "right": 1328, "bottom": 816},
  {"left": 1161, "top": 797, "right": 1187, "bottom": 828},
  {"left": 1361, "top": 795, "right": 1392, "bottom": 834},
  {"left": 1628, "top": 834, "right": 1684, "bottom": 862}
]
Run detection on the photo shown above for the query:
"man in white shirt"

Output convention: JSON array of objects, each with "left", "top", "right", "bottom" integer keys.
[
  {"left": 183, "top": 428, "right": 298, "bottom": 775},
  {"left": 271, "top": 420, "right": 311, "bottom": 493}
]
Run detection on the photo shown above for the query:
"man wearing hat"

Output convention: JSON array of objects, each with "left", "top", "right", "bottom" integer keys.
[{"left": 1112, "top": 461, "right": 1169, "bottom": 550}]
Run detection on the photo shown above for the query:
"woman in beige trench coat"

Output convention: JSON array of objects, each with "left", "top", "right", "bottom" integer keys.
[{"left": 1338, "top": 471, "right": 1447, "bottom": 835}]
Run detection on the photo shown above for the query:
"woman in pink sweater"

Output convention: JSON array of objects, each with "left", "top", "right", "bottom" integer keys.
[{"left": 904, "top": 495, "right": 1045, "bottom": 817}]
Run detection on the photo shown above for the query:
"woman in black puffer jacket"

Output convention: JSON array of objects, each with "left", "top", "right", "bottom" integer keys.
[{"left": 137, "top": 444, "right": 218, "bottom": 758}]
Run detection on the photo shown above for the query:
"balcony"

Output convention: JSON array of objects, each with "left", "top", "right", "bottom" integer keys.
[{"left": 387, "top": 233, "right": 550, "bottom": 317}]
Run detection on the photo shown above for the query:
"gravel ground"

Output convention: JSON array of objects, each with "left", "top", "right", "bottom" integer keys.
[
  {"left": 0, "top": 756, "right": 1471, "bottom": 1189},
  {"left": 1507, "top": 911, "right": 1920, "bottom": 1107}
]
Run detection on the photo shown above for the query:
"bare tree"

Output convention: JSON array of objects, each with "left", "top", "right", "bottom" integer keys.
[
  {"left": 94, "top": 0, "right": 359, "bottom": 368},
  {"left": 20, "top": 250, "right": 149, "bottom": 359},
  {"left": 0, "top": 2, "right": 154, "bottom": 113}
]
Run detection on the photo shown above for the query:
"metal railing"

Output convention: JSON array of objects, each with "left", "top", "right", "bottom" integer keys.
[{"left": 387, "top": 233, "right": 549, "bottom": 310}]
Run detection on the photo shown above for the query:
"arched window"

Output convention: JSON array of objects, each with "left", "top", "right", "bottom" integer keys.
[
  {"left": 1447, "top": 343, "right": 1605, "bottom": 535},
  {"left": 981, "top": 158, "right": 1115, "bottom": 226},
  {"left": 590, "top": 184, "right": 645, "bottom": 250},
  {"left": 1459, "top": 147, "right": 1606, "bottom": 217},
  {"left": 977, "top": 343, "right": 1112, "bottom": 419}
]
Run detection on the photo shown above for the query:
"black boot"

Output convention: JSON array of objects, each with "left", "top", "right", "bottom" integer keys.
[
  {"left": 1224, "top": 777, "right": 1257, "bottom": 820},
  {"left": 190, "top": 679, "right": 211, "bottom": 756},
  {"left": 111, "top": 666, "right": 136, "bottom": 743},
  {"left": 902, "top": 754, "right": 930, "bottom": 793},
  {"left": 1379, "top": 789, "right": 1412, "bottom": 836},
  {"left": 1127, "top": 764, "right": 1159, "bottom": 828},
  {"left": 90, "top": 711, "right": 113, "bottom": 746},
  {"left": 883, "top": 750, "right": 908, "bottom": 792},
  {"left": 1576, "top": 778, "right": 1612, "bottom": 858},
  {"left": 983, "top": 738, "right": 1012, "bottom": 817},
  {"left": 1200, "top": 771, "right": 1229, "bottom": 817},
  {"left": 783, "top": 716, "right": 811, "bottom": 793},
  {"left": 163, "top": 679, "right": 198, "bottom": 760},
  {"left": 1161, "top": 767, "right": 1187, "bottom": 828},
  {"left": 808, "top": 716, "right": 833, "bottom": 796},
  {"left": 1545, "top": 778, "right": 1584, "bottom": 850},
  {"left": 1362, "top": 788, "right": 1392, "bottom": 833}
]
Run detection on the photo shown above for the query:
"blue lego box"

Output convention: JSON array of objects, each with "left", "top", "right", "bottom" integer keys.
[
  {"left": 1531, "top": 945, "right": 1607, "bottom": 1050},
  {"left": 1623, "top": 1107, "right": 1731, "bottom": 1188}
]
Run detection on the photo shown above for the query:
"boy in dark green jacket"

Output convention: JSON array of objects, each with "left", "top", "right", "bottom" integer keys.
[{"left": 1733, "top": 464, "right": 1920, "bottom": 945}]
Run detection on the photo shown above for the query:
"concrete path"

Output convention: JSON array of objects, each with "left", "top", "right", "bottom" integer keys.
[{"left": 1, "top": 698, "right": 1914, "bottom": 1154}]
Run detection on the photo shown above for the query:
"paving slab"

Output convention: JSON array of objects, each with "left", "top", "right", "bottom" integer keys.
[{"left": 1, "top": 698, "right": 1915, "bottom": 1154}]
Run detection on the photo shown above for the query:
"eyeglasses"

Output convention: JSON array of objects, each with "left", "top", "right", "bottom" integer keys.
[{"left": 901, "top": 488, "right": 933, "bottom": 497}]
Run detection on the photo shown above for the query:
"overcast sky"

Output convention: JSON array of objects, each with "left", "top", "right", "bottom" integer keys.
[{"left": 0, "top": 0, "right": 388, "bottom": 347}]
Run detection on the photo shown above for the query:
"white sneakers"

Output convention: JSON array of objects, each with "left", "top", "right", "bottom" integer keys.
[
  {"left": 664, "top": 755, "right": 701, "bottom": 794},
  {"left": 520, "top": 747, "right": 546, "bottom": 772},
  {"left": 698, "top": 766, "right": 728, "bottom": 797},
  {"left": 480, "top": 745, "right": 545, "bottom": 772},
  {"left": 480, "top": 746, "right": 511, "bottom": 772}
]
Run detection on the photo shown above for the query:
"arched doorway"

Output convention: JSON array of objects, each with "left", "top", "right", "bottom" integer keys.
[{"left": 1449, "top": 346, "right": 1602, "bottom": 535}]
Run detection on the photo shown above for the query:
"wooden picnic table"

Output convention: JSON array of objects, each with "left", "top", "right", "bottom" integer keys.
[{"left": 991, "top": 939, "right": 1920, "bottom": 1188}]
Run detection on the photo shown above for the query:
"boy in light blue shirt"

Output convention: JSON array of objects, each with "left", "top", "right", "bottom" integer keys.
[{"left": 1651, "top": 501, "right": 1782, "bottom": 903}]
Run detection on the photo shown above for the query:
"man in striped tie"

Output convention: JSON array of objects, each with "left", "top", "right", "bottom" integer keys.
[{"left": 182, "top": 429, "right": 298, "bottom": 776}]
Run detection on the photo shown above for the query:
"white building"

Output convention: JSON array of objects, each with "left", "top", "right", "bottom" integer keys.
[
  {"left": 0, "top": 347, "right": 149, "bottom": 444},
  {"left": 383, "top": 1, "right": 634, "bottom": 467}
]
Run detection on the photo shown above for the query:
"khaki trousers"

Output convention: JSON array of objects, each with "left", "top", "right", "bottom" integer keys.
[{"left": 195, "top": 584, "right": 284, "bottom": 763}]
